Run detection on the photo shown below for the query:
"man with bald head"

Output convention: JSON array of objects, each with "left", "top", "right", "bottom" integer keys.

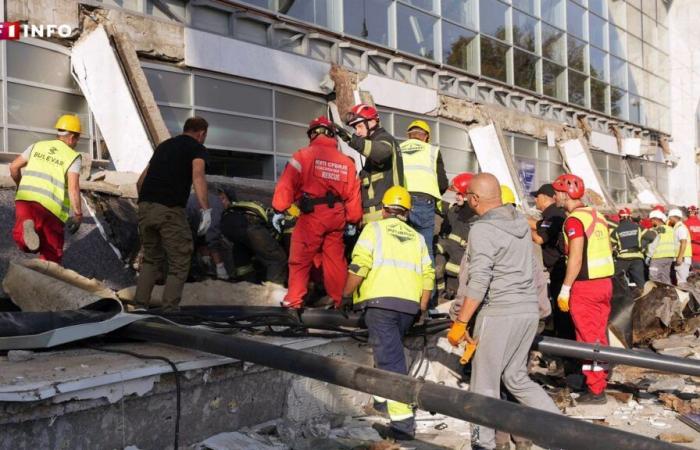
[{"left": 446, "top": 173, "right": 559, "bottom": 450}]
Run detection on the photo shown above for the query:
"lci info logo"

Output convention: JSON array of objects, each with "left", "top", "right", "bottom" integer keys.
[{"left": 0, "top": 22, "right": 72, "bottom": 40}]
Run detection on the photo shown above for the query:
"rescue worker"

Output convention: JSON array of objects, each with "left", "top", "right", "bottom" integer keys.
[
  {"left": 341, "top": 185, "right": 434, "bottom": 440},
  {"left": 9, "top": 114, "right": 84, "bottom": 264},
  {"left": 272, "top": 116, "right": 362, "bottom": 309},
  {"left": 135, "top": 116, "right": 211, "bottom": 311},
  {"left": 435, "top": 173, "right": 476, "bottom": 300},
  {"left": 685, "top": 206, "right": 700, "bottom": 270},
  {"left": 447, "top": 173, "right": 559, "bottom": 450},
  {"left": 398, "top": 120, "right": 448, "bottom": 262},
  {"left": 610, "top": 207, "right": 646, "bottom": 288},
  {"left": 186, "top": 190, "right": 228, "bottom": 280},
  {"left": 646, "top": 210, "right": 675, "bottom": 285},
  {"left": 553, "top": 174, "right": 614, "bottom": 404},
  {"left": 219, "top": 188, "right": 288, "bottom": 286},
  {"left": 668, "top": 208, "right": 692, "bottom": 286},
  {"left": 335, "top": 104, "right": 403, "bottom": 225}
]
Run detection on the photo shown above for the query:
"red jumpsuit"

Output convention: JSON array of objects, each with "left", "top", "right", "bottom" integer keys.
[
  {"left": 564, "top": 216, "right": 612, "bottom": 395},
  {"left": 272, "top": 134, "right": 362, "bottom": 307},
  {"left": 684, "top": 216, "right": 700, "bottom": 266}
]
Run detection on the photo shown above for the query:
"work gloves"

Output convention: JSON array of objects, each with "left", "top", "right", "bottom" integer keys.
[
  {"left": 334, "top": 125, "right": 352, "bottom": 143},
  {"left": 339, "top": 295, "right": 354, "bottom": 315},
  {"left": 66, "top": 214, "right": 82, "bottom": 235},
  {"left": 272, "top": 213, "right": 286, "bottom": 234},
  {"left": 557, "top": 285, "right": 571, "bottom": 313},
  {"left": 198, "top": 208, "right": 212, "bottom": 236},
  {"left": 345, "top": 223, "right": 357, "bottom": 237},
  {"left": 447, "top": 321, "right": 467, "bottom": 347}
]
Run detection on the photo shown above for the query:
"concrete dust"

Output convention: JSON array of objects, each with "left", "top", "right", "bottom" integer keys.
[{"left": 117, "top": 280, "right": 286, "bottom": 306}]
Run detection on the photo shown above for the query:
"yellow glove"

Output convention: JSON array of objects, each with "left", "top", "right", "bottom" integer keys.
[
  {"left": 557, "top": 285, "right": 571, "bottom": 313},
  {"left": 447, "top": 321, "right": 467, "bottom": 347}
]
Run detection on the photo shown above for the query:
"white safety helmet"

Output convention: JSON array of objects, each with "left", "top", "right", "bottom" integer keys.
[
  {"left": 668, "top": 208, "right": 683, "bottom": 219},
  {"left": 649, "top": 210, "right": 668, "bottom": 222}
]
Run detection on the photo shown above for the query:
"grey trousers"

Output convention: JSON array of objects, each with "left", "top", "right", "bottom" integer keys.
[
  {"left": 649, "top": 258, "right": 673, "bottom": 285},
  {"left": 470, "top": 312, "right": 560, "bottom": 449}
]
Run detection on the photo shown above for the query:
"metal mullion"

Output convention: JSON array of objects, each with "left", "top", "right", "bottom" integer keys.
[
  {"left": 1, "top": 40, "right": 6, "bottom": 154},
  {"left": 5, "top": 77, "right": 83, "bottom": 96},
  {"left": 272, "top": 84, "right": 278, "bottom": 181},
  {"left": 194, "top": 105, "right": 274, "bottom": 121}
]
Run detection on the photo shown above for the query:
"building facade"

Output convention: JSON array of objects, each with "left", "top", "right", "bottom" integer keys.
[{"left": 0, "top": 0, "right": 697, "bottom": 206}]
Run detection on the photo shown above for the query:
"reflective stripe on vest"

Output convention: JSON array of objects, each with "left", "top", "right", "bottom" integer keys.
[
  {"left": 613, "top": 221, "right": 643, "bottom": 259},
  {"left": 448, "top": 233, "right": 466, "bottom": 246},
  {"left": 15, "top": 140, "right": 78, "bottom": 222},
  {"left": 399, "top": 139, "right": 441, "bottom": 199},
  {"left": 354, "top": 218, "right": 430, "bottom": 306},
  {"left": 564, "top": 207, "right": 614, "bottom": 279},
  {"left": 673, "top": 222, "right": 693, "bottom": 258},
  {"left": 230, "top": 201, "right": 268, "bottom": 222},
  {"left": 652, "top": 225, "right": 676, "bottom": 259}
]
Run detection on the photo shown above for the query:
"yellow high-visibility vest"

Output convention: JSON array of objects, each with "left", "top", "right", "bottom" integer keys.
[
  {"left": 15, "top": 140, "right": 79, "bottom": 223},
  {"left": 563, "top": 207, "right": 615, "bottom": 280},
  {"left": 651, "top": 225, "right": 676, "bottom": 259},
  {"left": 399, "top": 139, "right": 441, "bottom": 200},
  {"left": 349, "top": 217, "right": 434, "bottom": 312},
  {"left": 673, "top": 222, "right": 693, "bottom": 258}
]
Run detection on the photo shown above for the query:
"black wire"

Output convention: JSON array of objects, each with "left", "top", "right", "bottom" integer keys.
[{"left": 88, "top": 345, "right": 181, "bottom": 450}]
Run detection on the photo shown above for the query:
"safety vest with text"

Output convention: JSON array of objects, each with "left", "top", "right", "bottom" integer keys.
[
  {"left": 349, "top": 217, "right": 434, "bottom": 314},
  {"left": 399, "top": 139, "right": 441, "bottom": 199},
  {"left": 611, "top": 219, "right": 643, "bottom": 260},
  {"left": 564, "top": 207, "right": 615, "bottom": 280},
  {"left": 651, "top": 225, "right": 676, "bottom": 259},
  {"left": 15, "top": 140, "right": 79, "bottom": 223},
  {"left": 673, "top": 222, "right": 693, "bottom": 258}
]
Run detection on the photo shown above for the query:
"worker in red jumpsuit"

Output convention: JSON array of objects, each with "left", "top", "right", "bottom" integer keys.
[
  {"left": 272, "top": 116, "right": 362, "bottom": 309},
  {"left": 685, "top": 206, "right": 700, "bottom": 270},
  {"left": 553, "top": 174, "right": 615, "bottom": 405}
]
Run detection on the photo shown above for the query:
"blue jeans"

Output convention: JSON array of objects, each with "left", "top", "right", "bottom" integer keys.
[
  {"left": 408, "top": 194, "right": 435, "bottom": 265},
  {"left": 364, "top": 307, "right": 416, "bottom": 435}
]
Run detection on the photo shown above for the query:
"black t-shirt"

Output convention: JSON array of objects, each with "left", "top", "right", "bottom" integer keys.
[
  {"left": 139, "top": 135, "right": 208, "bottom": 208},
  {"left": 536, "top": 203, "right": 566, "bottom": 269}
]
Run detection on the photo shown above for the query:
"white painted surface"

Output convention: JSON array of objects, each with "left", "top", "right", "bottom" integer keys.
[
  {"left": 358, "top": 74, "right": 438, "bottom": 114},
  {"left": 185, "top": 28, "right": 330, "bottom": 94},
  {"left": 71, "top": 25, "right": 153, "bottom": 173},
  {"left": 621, "top": 138, "right": 642, "bottom": 157},
  {"left": 560, "top": 139, "right": 605, "bottom": 199},
  {"left": 629, "top": 176, "right": 663, "bottom": 205},
  {"left": 590, "top": 131, "right": 619, "bottom": 155},
  {"left": 468, "top": 124, "right": 519, "bottom": 204}
]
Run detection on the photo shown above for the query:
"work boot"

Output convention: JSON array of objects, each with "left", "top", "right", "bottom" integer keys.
[
  {"left": 575, "top": 390, "right": 607, "bottom": 405},
  {"left": 22, "top": 220, "right": 39, "bottom": 252}
]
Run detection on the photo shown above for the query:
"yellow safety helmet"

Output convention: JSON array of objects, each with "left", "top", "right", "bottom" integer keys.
[
  {"left": 54, "top": 114, "right": 82, "bottom": 134},
  {"left": 500, "top": 185, "right": 516, "bottom": 205},
  {"left": 407, "top": 120, "right": 431, "bottom": 137},
  {"left": 382, "top": 185, "right": 412, "bottom": 210}
]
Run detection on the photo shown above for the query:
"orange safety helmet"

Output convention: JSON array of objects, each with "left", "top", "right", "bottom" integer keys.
[{"left": 552, "top": 174, "right": 585, "bottom": 200}]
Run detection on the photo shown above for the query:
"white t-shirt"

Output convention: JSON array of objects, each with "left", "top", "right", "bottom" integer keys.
[
  {"left": 673, "top": 222, "right": 692, "bottom": 264},
  {"left": 22, "top": 144, "right": 82, "bottom": 174}
]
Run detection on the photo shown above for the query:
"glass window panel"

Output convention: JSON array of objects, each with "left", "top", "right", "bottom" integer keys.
[
  {"left": 626, "top": 5, "right": 642, "bottom": 37},
  {"left": 480, "top": 0, "right": 508, "bottom": 40},
  {"left": 97, "top": 0, "right": 139, "bottom": 10},
  {"left": 589, "top": 13, "right": 606, "bottom": 50},
  {"left": 144, "top": 68, "right": 190, "bottom": 105},
  {"left": 610, "top": 56, "right": 626, "bottom": 89},
  {"left": 195, "top": 76, "right": 272, "bottom": 116},
  {"left": 589, "top": 47, "right": 607, "bottom": 81},
  {"left": 541, "top": 0, "right": 565, "bottom": 28},
  {"left": 442, "top": 0, "right": 477, "bottom": 30},
  {"left": 404, "top": 0, "right": 436, "bottom": 13},
  {"left": 442, "top": 22, "right": 477, "bottom": 72},
  {"left": 608, "top": 0, "right": 626, "bottom": 28},
  {"left": 590, "top": 79, "right": 607, "bottom": 113},
  {"left": 343, "top": 0, "right": 391, "bottom": 45},
  {"left": 643, "top": 15, "right": 658, "bottom": 48},
  {"left": 591, "top": 150, "right": 607, "bottom": 169},
  {"left": 589, "top": 0, "right": 606, "bottom": 17},
  {"left": 275, "top": 92, "right": 326, "bottom": 123},
  {"left": 377, "top": 111, "right": 392, "bottom": 133},
  {"left": 7, "top": 129, "right": 91, "bottom": 155},
  {"left": 643, "top": 44, "right": 658, "bottom": 72},
  {"left": 394, "top": 115, "right": 436, "bottom": 140},
  {"left": 397, "top": 4, "right": 436, "bottom": 59},
  {"left": 441, "top": 147, "right": 473, "bottom": 173},
  {"left": 480, "top": 36, "right": 509, "bottom": 82},
  {"left": 568, "top": 70, "right": 587, "bottom": 107},
  {"left": 628, "top": 64, "right": 643, "bottom": 95},
  {"left": 208, "top": 149, "right": 275, "bottom": 180},
  {"left": 658, "top": 25, "right": 668, "bottom": 53},
  {"left": 539, "top": 142, "right": 562, "bottom": 163},
  {"left": 438, "top": 122, "right": 469, "bottom": 149},
  {"left": 512, "top": 10, "right": 537, "bottom": 52},
  {"left": 513, "top": 49, "right": 538, "bottom": 92},
  {"left": 275, "top": 156, "right": 289, "bottom": 179},
  {"left": 567, "top": 35, "right": 586, "bottom": 72},
  {"left": 543, "top": 60, "right": 566, "bottom": 99},
  {"left": 609, "top": 26, "right": 626, "bottom": 57},
  {"left": 512, "top": 0, "right": 536, "bottom": 16},
  {"left": 627, "top": 35, "right": 642, "bottom": 66},
  {"left": 514, "top": 136, "right": 537, "bottom": 158},
  {"left": 197, "top": 110, "right": 273, "bottom": 150},
  {"left": 235, "top": 18, "right": 269, "bottom": 46},
  {"left": 629, "top": 94, "right": 641, "bottom": 123},
  {"left": 7, "top": 42, "right": 76, "bottom": 90},
  {"left": 279, "top": 0, "right": 330, "bottom": 28},
  {"left": 158, "top": 106, "right": 191, "bottom": 136},
  {"left": 657, "top": 0, "right": 668, "bottom": 24},
  {"left": 567, "top": 1, "right": 586, "bottom": 40},
  {"left": 275, "top": 122, "right": 309, "bottom": 155},
  {"left": 192, "top": 6, "right": 230, "bottom": 35},
  {"left": 7, "top": 83, "right": 89, "bottom": 131},
  {"left": 146, "top": 0, "right": 186, "bottom": 21},
  {"left": 238, "top": 0, "right": 268, "bottom": 7},
  {"left": 542, "top": 23, "right": 566, "bottom": 64}
]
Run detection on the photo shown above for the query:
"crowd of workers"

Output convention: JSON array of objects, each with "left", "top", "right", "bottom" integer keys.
[{"left": 9, "top": 111, "right": 700, "bottom": 450}]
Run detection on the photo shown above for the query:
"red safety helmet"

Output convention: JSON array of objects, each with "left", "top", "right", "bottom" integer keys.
[
  {"left": 450, "top": 172, "right": 474, "bottom": 195},
  {"left": 552, "top": 174, "right": 585, "bottom": 200},
  {"left": 345, "top": 104, "right": 379, "bottom": 127},
  {"left": 688, "top": 205, "right": 698, "bottom": 215},
  {"left": 619, "top": 207, "right": 632, "bottom": 217},
  {"left": 307, "top": 116, "right": 334, "bottom": 139},
  {"left": 652, "top": 204, "right": 666, "bottom": 213}
]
